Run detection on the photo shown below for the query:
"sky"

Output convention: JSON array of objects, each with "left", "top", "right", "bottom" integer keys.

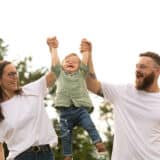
[
  {"left": 1, "top": 0, "right": 160, "bottom": 84},
  {"left": 1, "top": 0, "right": 160, "bottom": 138}
]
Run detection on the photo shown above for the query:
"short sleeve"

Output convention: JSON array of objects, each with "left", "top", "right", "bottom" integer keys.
[
  {"left": 0, "top": 122, "right": 6, "bottom": 143},
  {"left": 51, "top": 64, "right": 61, "bottom": 77},
  {"left": 0, "top": 137, "right": 4, "bottom": 143},
  {"left": 101, "top": 82, "right": 125, "bottom": 104},
  {"left": 79, "top": 62, "right": 89, "bottom": 77},
  {"left": 22, "top": 76, "right": 48, "bottom": 97}
]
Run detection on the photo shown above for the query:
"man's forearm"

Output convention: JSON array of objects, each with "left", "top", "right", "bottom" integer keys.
[
  {"left": 88, "top": 72, "right": 97, "bottom": 79},
  {"left": 80, "top": 38, "right": 103, "bottom": 96},
  {"left": 86, "top": 52, "right": 103, "bottom": 96},
  {"left": 82, "top": 51, "right": 90, "bottom": 65},
  {"left": 88, "top": 52, "right": 96, "bottom": 77}
]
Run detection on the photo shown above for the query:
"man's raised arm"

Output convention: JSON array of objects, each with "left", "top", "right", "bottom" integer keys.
[{"left": 80, "top": 39, "right": 103, "bottom": 96}]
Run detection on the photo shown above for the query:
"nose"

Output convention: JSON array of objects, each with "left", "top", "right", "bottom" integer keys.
[{"left": 135, "top": 64, "right": 142, "bottom": 72}]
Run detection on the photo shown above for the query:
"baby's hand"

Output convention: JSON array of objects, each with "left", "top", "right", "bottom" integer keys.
[{"left": 47, "top": 36, "right": 58, "bottom": 48}]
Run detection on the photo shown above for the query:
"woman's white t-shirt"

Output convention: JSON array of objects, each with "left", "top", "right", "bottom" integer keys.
[
  {"left": 102, "top": 83, "right": 160, "bottom": 160},
  {"left": 0, "top": 76, "right": 58, "bottom": 160}
]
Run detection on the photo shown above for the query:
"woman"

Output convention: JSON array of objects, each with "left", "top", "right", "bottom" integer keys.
[{"left": 0, "top": 60, "right": 58, "bottom": 160}]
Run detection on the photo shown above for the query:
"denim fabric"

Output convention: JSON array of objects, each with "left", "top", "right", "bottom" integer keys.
[
  {"left": 14, "top": 149, "right": 54, "bottom": 160},
  {"left": 59, "top": 107, "right": 102, "bottom": 156}
]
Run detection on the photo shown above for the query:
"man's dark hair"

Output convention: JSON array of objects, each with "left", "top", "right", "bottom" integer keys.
[{"left": 139, "top": 51, "right": 160, "bottom": 66}]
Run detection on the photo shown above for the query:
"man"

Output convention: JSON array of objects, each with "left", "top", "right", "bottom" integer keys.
[{"left": 80, "top": 39, "right": 160, "bottom": 160}]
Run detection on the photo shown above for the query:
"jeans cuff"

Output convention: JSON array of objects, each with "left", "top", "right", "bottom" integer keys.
[
  {"left": 93, "top": 139, "right": 102, "bottom": 144},
  {"left": 63, "top": 153, "right": 72, "bottom": 157}
]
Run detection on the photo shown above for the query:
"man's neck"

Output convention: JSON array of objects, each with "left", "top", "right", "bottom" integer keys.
[{"left": 145, "top": 85, "right": 160, "bottom": 93}]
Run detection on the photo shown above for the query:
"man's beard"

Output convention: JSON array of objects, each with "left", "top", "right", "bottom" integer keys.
[{"left": 135, "top": 71, "right": 155, "bottom": 90}]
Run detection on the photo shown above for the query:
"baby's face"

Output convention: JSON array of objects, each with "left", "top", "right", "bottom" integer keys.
[{"left": 62, "top": 55, "right": 80, "bottom": 73}]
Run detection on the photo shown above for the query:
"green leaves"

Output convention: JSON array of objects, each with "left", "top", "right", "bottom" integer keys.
[{"left": 0, "top": 38, "right": 8, "bottom": 60}]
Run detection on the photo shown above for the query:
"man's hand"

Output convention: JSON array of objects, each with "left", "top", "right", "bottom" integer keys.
[
  {"left": 80, "top": 38, "right": 92, "bottom": 53},
  {"left": 47, "top": 36, "right": 59, "bottom": 48}
]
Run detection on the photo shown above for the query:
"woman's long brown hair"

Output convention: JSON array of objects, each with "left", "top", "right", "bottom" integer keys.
[{"left": 0, "top": 61, "right": 22, "bottom": 122}]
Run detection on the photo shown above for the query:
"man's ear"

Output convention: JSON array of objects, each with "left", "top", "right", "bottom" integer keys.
[{"left": 155, "top": 66, "right": 160, "bottom": 76}]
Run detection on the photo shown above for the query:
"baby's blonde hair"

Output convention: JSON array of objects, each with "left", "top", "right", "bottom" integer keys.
[{"left": 62, "top": 53, "right": 81, "bottom": 63}]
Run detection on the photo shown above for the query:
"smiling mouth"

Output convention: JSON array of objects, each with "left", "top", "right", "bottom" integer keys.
[
  {"left": 9, "top": 81, "right": 17, "bottom": 85},
  {"left": 136, "top": 72, "right": 144, "bottom": 79}
]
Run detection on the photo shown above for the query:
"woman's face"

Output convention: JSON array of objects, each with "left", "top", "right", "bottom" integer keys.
[{"left": 0, "top": 63, "right": 19, "bottom": 94}]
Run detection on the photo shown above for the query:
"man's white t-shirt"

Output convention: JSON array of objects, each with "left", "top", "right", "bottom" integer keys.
[
  {"left": 102, "top": 83, "right": 160, "bottom": 160},
  {"left": 0, "top": 76, "right": 58, "bottom": 160}
]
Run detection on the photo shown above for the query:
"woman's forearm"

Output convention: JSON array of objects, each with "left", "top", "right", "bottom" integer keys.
[{"left": 0, "top": 143, "right": 5, "bottom": 160}]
